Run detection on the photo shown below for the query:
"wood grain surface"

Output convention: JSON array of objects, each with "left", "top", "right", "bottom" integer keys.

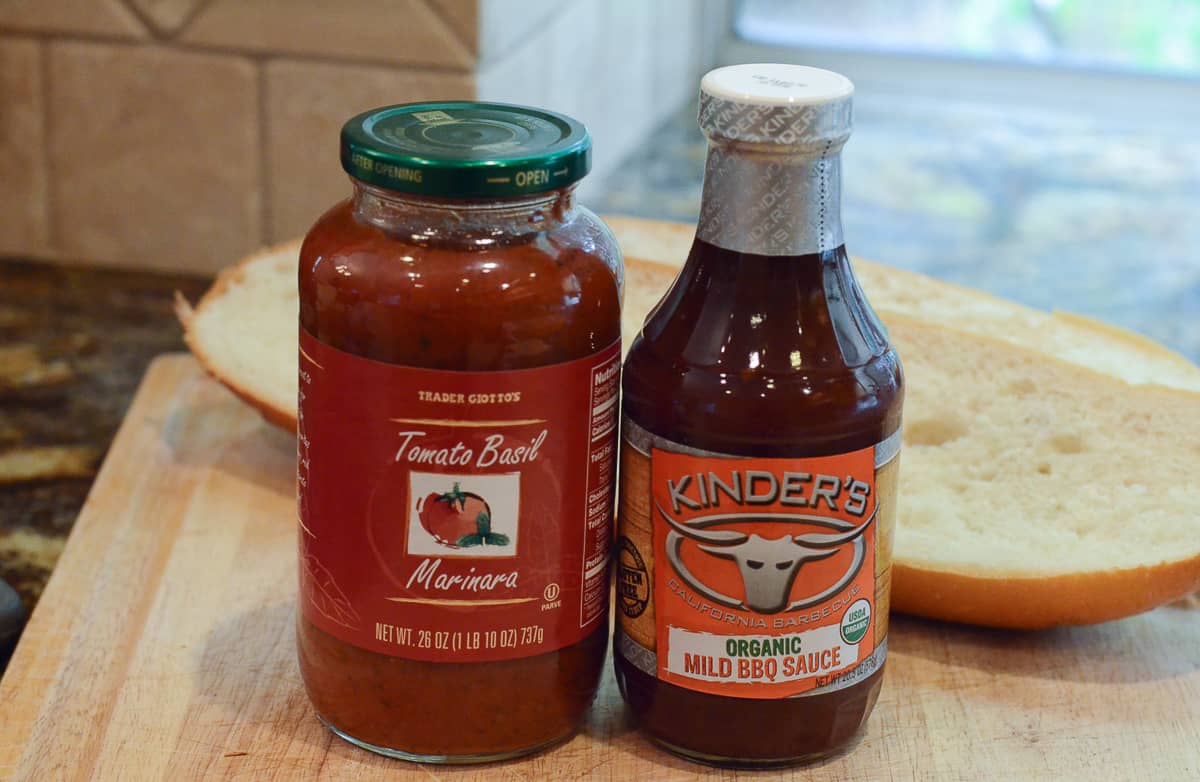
[{"left": 0, "top": 355, "right": 1197, "bottom": 781}]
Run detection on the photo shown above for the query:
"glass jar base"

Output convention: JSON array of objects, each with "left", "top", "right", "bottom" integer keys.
[
  {"left": 318, "top": 716, "right": 573, "bottom": 765},
  {"left": 650, "top": 735, "right": 856, "bottom": 770}
]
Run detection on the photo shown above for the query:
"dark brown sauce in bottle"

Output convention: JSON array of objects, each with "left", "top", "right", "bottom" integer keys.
[{"left": 615, "top": 239, "right": 902, "bottom": 764}]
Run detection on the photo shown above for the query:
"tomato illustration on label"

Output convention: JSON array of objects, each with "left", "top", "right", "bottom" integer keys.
[{"left": 416, "top": 482, "right": 509, "bottom": 548}]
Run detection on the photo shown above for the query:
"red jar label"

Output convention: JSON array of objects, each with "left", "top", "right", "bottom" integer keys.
[{"left": 297, "top": 327, "right": 620, "bottom": 663}]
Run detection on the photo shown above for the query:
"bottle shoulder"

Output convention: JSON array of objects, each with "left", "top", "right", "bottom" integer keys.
[
  {"left": 621, "top": 242, "right": 903, "bottom": 456},
  {"left": 623, "top": 340, "right": 902, "bottom": 454}
]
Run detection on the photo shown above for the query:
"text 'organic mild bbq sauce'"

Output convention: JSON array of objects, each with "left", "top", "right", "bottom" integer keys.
[
  {"left": 615, "top": 65, "right": 904, "bottom": 767},
  {"left": 297, "top": 102, "right": 623, "bottom": 763}
]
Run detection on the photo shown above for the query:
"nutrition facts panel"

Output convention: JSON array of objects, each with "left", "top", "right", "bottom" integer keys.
[{"left": 581, "top": 352, "right": 620, "bottom": 628}]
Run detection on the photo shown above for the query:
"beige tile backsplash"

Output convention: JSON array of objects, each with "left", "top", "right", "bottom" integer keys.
[
  {"left": 48, "top": 42, "right": 261, "bottom": 272},
  {"left": 125, "top": 0, "right": 206, "bottom": 36},
  {"left": 264, "top": 60, "right": 473, "bottom": 242},
  {"left": 0, "top": 0, "right": 146, "bottom": 39},
  {"left": 0, "top": 0, "right": 714, "bottom": 274},
  {"left": 181, "top": 1, "right": 476, "bottom": 69},
  {"left": 0, "top": 38, "right": 49, "bottom": 257},
  {"left": 428, "top": 0, "right": 479, "bottom": 54}
]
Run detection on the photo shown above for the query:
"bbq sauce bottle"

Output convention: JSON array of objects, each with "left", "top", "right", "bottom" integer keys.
[{"left": 614, "top": 65, "right": 904, "bottom": 767}]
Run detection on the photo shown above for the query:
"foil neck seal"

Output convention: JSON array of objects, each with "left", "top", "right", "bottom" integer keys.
[
  {"left": 694, "top": 65, "right": 854, "bottom": 256},
  {"left": 698, "top": 90, "right": 852, "bottom": 153}
]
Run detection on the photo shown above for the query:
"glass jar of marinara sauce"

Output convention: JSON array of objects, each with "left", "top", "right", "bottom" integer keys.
[
  {"left": 296, "top": 102, "right": 622, "bottom": 763},
  {"left": 615, "top": 65, "right": 903, "bottom": 766}
]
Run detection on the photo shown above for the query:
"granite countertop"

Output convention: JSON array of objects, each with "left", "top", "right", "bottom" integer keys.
[
  {"left": 1, "top": 92, "right": 1196, "bottom": 669},
  {"left": 593, "top": 95, "right": 1200, "bottom": 364},
  {"left": 0, "top": 261, "right": 210, "bottom": 664}
]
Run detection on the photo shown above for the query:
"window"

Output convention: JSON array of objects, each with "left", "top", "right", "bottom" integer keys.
[
  {"left": 737, "top": 0, "right": 1200, "bottom": 77},
  {"left": 709, "top": 0, "right": 1200, "bottom": 359}
]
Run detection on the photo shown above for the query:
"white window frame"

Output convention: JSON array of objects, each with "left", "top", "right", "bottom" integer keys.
[{"left": 717, "top": 3, "right": 1200, "bottom": 125}]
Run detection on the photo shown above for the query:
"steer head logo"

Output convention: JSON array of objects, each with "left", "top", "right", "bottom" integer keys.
[{"left": 658, "top": 505, "right": 875, "bottom": 615}]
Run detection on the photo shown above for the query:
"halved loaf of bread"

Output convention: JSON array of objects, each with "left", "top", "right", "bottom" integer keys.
[
  {"left": 177, "top": 217, "right": 1200, "bottom": 629},
  {"left": 889, "top": 314, "right": 1200, "bottom": 627},
  {"left": 605, "top": 215, "right": 1200, "bottom": 393},
  {"left": 176, "top": 240, "right": 300, "bottom": 432}
]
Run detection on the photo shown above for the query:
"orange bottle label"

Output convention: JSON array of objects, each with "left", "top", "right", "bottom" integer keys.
[{"left": 616, "top": 422, "right": 899, "bottom": 699}]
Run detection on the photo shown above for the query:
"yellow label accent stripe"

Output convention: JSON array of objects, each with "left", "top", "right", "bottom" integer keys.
[
  {"left": 385, "top": 597, "right": 538, "bottom": 606},
  {"left": 388, "top": 417, "right": 546, "bottom": 427},
  {"left": 298, "top": 345, "right": 324, "bottom": 370}
]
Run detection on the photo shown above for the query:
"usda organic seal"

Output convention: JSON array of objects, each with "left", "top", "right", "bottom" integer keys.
[{"left": 840, "top": 598, "right": 872, "bottom": 644}]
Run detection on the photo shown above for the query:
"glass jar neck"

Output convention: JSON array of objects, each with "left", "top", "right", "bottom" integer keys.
[
  {"left": 351, "top": 180, "right": 577, "bottom": 246},
  {"left": 696, "top": 140, "right": 845, "bottom": 257}
]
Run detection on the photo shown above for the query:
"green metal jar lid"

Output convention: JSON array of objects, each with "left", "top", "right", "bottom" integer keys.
[{"left": 340, "top": 102, "right": 591, "bottom": 198}]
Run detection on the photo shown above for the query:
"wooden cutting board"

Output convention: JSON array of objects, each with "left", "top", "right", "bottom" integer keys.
[{"left": 1, "top": 355, "right": 1197, "bottom": 781}]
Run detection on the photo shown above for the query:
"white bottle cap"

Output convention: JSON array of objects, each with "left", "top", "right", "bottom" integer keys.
[{"left": 698, "top": 64, "right": 854, "bottom": 147}]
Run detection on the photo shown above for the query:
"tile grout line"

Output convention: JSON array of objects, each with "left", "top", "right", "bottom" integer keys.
[
  {"left": 421, "top": 0, "right": 477, "bottom": 61},
  {"left": 114, "top": 0, "right": 220, "bottom": 39},
  {"left": 38, "top": 38, "right": 57, "bottom": 255},
  {"left": 0, "top": 25, "right": 476, "bottom": 75},
  {"left": 255, "top": 58, "right": 272, "bottom": 246},
  {"left": 174, "top": 0, "right": 218, "bottom": 39},
  {"left": 113, "top": 0, "right": 161, "bottom": 39}
]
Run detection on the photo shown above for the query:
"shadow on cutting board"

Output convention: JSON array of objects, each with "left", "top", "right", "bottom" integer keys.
[
  {"left": 187, "top": 599, "right": 404, "bottom": 773},
  {"left": 889, "top": 609, "right": 1200, "bottom": 684},
  {"left": 160, "top": 394, "right": 295, "bottom": 502},
  {"left": 192, "top": 595, "right": 865, "bottom": 775}
]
